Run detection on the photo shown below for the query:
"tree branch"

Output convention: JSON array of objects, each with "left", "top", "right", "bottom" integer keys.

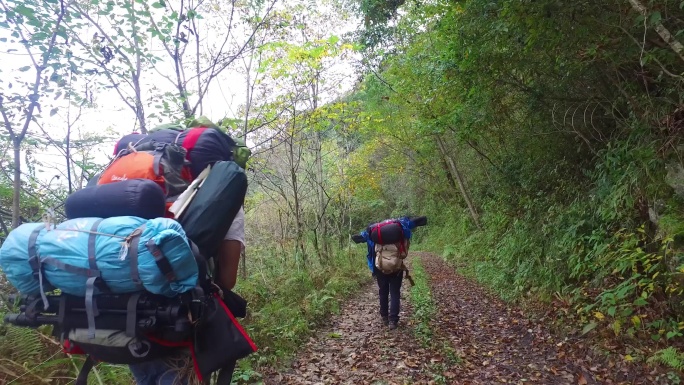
[{"left": 627, "top": 0, "right": 684, "bottom": 63}]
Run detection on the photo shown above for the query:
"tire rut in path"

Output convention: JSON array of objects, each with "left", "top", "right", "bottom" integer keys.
[
  {"left": 262, "top": 279, "right": 440, "bottom": 385},
  {"left": 419, "top": 252, "right": 667, "bottom": 385}
]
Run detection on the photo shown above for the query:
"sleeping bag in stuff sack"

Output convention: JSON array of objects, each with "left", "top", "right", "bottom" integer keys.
[
  {"left": 0, "top": 216, "right": 199, "bottom": 297},
  {"left": 0, "top": 223, "right": 55, "bottom": 295},
  {"left": 65, "top": 179, "right": 166, "bottom": 220},
  {"left": 369, "top": 220, "right": 404, "bottom": 245},
  {"left": 178, "top": 161, "right": 247, "bottom": 259}
]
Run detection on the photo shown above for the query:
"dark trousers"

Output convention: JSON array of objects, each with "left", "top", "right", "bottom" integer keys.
[{"left": 376, "top": 271, "right": 403, "bottom": 322}]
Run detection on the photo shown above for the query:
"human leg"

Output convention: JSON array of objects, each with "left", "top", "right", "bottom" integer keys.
[
  {"left": 388, "top": 271, "right": 404, "bottom": 325},
  {"left": 376, "top": 272, "right": 390, "bottom": 323}
]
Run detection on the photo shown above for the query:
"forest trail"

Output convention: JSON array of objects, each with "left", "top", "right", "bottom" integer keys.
[{"left": 260, "top": 253, "right": 670, "bottom": 385}]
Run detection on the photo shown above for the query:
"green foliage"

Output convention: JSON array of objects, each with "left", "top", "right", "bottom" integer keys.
[
  {"left": 650, "top": 347, "right": 684, "bottom": 371},
  {"left": 409, "top": 257, "right": 436, "bottom": 347},
  {"left": 343, "top": 0, "right": 684, "bottom": 366}
]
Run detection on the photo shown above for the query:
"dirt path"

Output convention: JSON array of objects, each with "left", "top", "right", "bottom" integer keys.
[
  {"left": 260, "top": 253, "right": 672, "bottom": 385},
  {"left": 262, "top": 278, "right": 441, "bottom": 385},
  {"left": 419, "top": 252, "right": 668, "bottom": 385}
]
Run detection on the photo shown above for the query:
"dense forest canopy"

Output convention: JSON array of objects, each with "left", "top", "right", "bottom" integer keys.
[{"left": 3, "top": 0, "right": 684, "bottom": 382}]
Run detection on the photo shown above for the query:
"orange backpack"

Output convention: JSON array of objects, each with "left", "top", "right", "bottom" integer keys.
[{"left": 98, "top": 142, "right": 192, "bottom": 216}]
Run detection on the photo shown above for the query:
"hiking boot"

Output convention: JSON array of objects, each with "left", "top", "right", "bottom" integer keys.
[
  {"left": 388, "top": 321, "right": 398, "bottom": 330},
  {"left": 381, "top": 316, "right": 389, "bottom": 326}
]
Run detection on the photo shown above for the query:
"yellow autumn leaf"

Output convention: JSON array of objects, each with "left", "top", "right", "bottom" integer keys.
[
  {"left": 632, "top": 316, "right": 642, "bottom": 328},
  {"left": 594, "top": 311, "right": 605, "bottom": 321},
  {"left": 624, "top": 354, "right": 633, "bottom": 362}
]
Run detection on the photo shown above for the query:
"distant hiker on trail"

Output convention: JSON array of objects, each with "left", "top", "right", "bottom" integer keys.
[{"left": 352, "top": 216, "right": 427, "bottom": 330}]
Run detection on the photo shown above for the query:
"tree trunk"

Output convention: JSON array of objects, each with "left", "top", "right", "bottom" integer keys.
[
  {"left": 288, "top": 130, "right": 306, "bottom": 264},
  {"left": 133, "top": 73, "right": 146, "bottom": 133},
  {"left": 435, "top": 135, "right": 482, "bottom": 229},
  {"left": 12, "top": 138, "right": 21, "bottom": 229},
  {"left": 66, "top": 125, "right": 72, "bottom": 194},
  {"left": 130, "top": 0, "right": 147, "bottom": 133},
  {"left": 239, "top": 58, "right": 252, "bottom": 279},
  {"left": 292, "top": 169, "right": 306, "bottom": 263},
  {"left": 311, "top": 75, "right": 330, "bottom": 260}
]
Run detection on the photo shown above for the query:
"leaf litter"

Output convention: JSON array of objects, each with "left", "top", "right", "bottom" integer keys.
[
  {"left": 261, "top": 253, "right": 678, "bottom": 384},
  {"left": 261, "top": 277, "right": 438, "bottom": 385},
  {"left": 419, "top": 252, "right": 676, "bottom": 384}
]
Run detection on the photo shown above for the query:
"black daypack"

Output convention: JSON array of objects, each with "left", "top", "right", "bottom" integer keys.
[{"left": 178, "top": 161, "right": 248, "bottom": 259}]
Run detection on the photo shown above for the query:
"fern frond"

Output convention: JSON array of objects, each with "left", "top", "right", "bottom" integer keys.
[
  {"left": 648, "top": 347, "right": 684, "bottom": 370},
  {"left": 2, "top": 326, "right": 43, "bottom": 364}
]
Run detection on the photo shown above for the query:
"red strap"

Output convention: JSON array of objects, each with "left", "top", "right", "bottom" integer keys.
[
  {"left": 181, "top": 127, "right": 208, "bottom": 161},
  {"left": 62, "top": 339, "right": 86, "bottom": 355}
]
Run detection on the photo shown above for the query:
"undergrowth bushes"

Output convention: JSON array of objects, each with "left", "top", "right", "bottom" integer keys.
[{"left": 421, "top": 134, "right": 684, "bottom": 367}]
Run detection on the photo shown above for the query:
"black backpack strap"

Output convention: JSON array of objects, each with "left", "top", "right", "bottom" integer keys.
[
  {"left": 75, "top": 355, "right": 95, "bottom": 385},
  {"left": 152, "top": 142, "right": 167, "bottom": 176},
  {"left": 146, "top": 240, "right": 177, "bottom": 282},
  {"left": 126, "top": 292, "right": 142, "bottom": 338}
]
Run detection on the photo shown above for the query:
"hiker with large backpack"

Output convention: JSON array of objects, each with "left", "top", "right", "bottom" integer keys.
[
  {"left": 121, "top": 121, "right": 251, "bottom": 385},
  {"left": 352, "top": 216, "right": 427, "bottom": 330},
  {"left": 1, "top": 118, "right": 255, "bottom": 385}
]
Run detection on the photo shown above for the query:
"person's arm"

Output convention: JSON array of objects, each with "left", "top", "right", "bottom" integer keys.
[
  {"left": 216, "top": 207, "right": 245, "bottom": 291},
  {"left": 217, "top": 240, "right": 242, "bottom": 290}
]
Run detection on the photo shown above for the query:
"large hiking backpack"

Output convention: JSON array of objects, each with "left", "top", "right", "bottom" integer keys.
[
  {"left": 369, "top": 220, "right": 409, "bottom": 275},
  {"left": 2, "top": 215, "right": 257, "bottom": 385}
]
